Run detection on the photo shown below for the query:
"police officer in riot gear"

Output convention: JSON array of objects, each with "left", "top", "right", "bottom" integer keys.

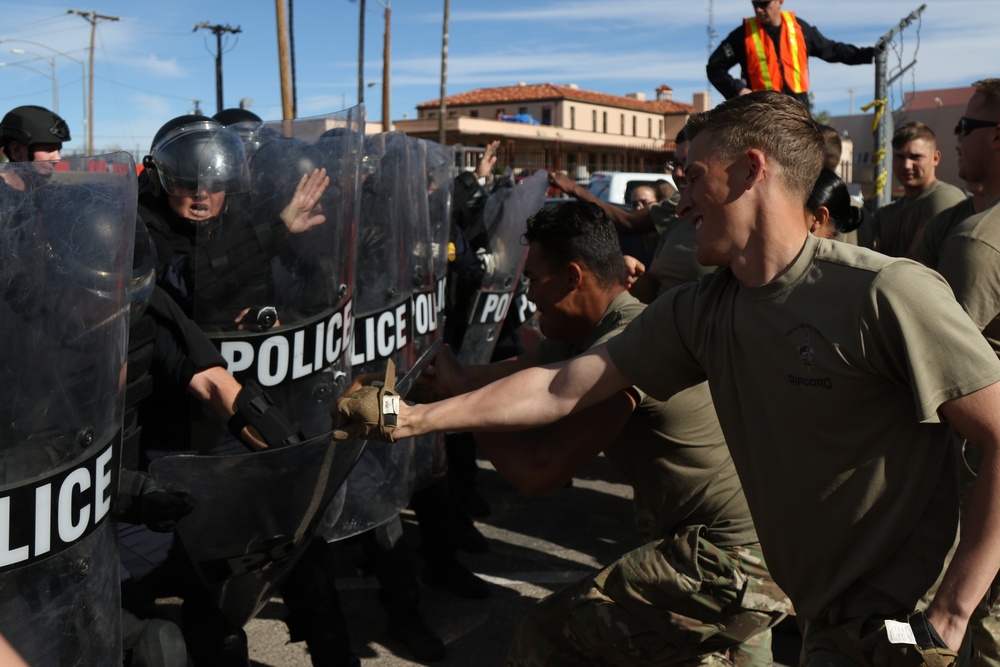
[
  {"left": 213, "top": 108, "right": 281, "bottom": 161},
  {"left": 0, "top": 104, "right": 69, "bottom": 162},
  {"left": 0, "top": 108, "right": 141, "bottom": 666},
  {"left": 137, "top": 113, "right": 361, "bottom": 667},
  {"left": 0, "top": 105, "right": 71, "bottom": 193}
]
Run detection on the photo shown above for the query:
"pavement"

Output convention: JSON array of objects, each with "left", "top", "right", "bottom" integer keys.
[{"left": 226, "top": 453, "right": 802, "bottom": 666}]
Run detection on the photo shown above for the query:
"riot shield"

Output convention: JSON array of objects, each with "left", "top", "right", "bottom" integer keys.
[
  {"left": 150, "top": 108, "right": 366, "bottom": 625},
  {"left": 0, "top": 153, "right": 135, "bottom": 665},
  {"left": 408, "top": 139, "right": 454, "bottom": 488},
  {"left": 149, "top": 429, "right": 360, "bottom": 627},
  {"left": 456, "top": 169, "right": 548, "bottom": 365},
  {"left": 320, "top": 130, "right": 422, "bottom": 541}
]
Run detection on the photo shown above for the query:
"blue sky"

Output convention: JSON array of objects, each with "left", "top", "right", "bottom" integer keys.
[{"left": 0, "top": 0, "right": 994, "bottom": 157}]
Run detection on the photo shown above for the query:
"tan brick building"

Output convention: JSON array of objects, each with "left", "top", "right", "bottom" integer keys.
[{"left": 393, "top": 82, "right": 710, "bottom": 177}]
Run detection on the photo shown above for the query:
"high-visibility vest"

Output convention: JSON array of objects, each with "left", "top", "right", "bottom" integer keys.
[{"left": 743, "top": 11, "right": 809, "bottom": 94}]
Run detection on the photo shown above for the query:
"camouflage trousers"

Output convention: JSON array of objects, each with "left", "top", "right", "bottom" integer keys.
[{"left": 505, "top": 525, "right": 791, "bottom": 667}]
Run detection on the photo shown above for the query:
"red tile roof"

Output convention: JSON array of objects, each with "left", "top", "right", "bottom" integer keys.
[
  {"left": 418, "top": 83, "right": 695, "bottom": 115},
  {"left": 902, "top": 86, "right": 975, "bottom": 111}
]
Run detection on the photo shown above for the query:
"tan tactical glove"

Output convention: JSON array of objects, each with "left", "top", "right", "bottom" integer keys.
[
  {"left": 873, "top": 612, "right": 958, "bottom": 667},
  {"left": 332, "top": 360, "right": 400, "bottom": 442}
]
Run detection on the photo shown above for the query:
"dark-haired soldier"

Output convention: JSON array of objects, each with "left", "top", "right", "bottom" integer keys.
[
  {"left": 418, "top": 200, "right": 789, "bottom": 665},
  {"left": 339, "top": 92, "right": 1000, "bottom": 665},
  {"left": 805, "top": 168, "right": 866, "bottom": 240}
]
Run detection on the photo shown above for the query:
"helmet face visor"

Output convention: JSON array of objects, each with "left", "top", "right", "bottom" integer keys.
[{"left": 150, "top": 122, "right": 250, "bottom": 197}]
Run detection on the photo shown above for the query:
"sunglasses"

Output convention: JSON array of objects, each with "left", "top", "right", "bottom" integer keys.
[
  {"left": 955, "top": 116, "right": 999, "bottom": 137},
  {"left": 751, "top": 0, "right": 773, "bottom": 8}
]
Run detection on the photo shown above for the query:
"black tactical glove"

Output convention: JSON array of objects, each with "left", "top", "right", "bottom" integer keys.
[
  {"left": 227, "top": 379, "right": 303, "bottom": 449},
  {"left": 333, "top": 360, "right": 400, "bottom": 442},
  {"left": 873, "top": 611, "right": 958, "bottom": 667},
  {"left": 118, "top": 470, "right": 195, "bottom": 532}
]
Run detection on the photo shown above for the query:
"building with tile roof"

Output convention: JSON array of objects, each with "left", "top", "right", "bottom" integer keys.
[{"left": 392, "top": 82, "right": 710, "bottom": 178}]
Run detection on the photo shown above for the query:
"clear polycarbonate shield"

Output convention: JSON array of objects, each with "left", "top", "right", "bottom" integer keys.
[
  {"left": 191, "top": 110, "right": 361, "bottom": 443},
  {"left": 320, "top": 130, "right": 423, "bottom": 541},
  {"left": 0, "top": 153, "right": 135, "bottom": 666},
  {"left": 456, "top": 169, "right": 548, "bottom": 365},
  {"left": 150, "top": 109, "right": 366, "bottom": 624},
  {"left": 409, "top": 139, "right": 454, "bottom": 488},
  {"left": 148, "top": 429, "right": 362, "bottom": 627}
]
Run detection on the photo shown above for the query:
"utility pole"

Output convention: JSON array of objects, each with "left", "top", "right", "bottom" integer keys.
[
  {"left": 357, "top": 0, "right": 365, "bottom": 105},
  {"left": 68, "top": 8, "right": 120, "bottom": 155},
  {"left": 275, "top": 0, "right": 294, "bottom": 121},
  {"left": 380, "top": 1, "right": 391, "bottom": 131},
  {"left": 439, "top": 0, "right": 449, "bottom": 145},
  {"left": 194, "top": 22, "right": 242, "bottom": 114},
  {"left": 0, "top": 39, "right": 87, "bottom": 151}
]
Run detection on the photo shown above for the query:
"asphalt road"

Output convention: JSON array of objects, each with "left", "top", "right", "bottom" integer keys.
[{"left": 231, "top": 453, "right": 801, "bottom": 666}]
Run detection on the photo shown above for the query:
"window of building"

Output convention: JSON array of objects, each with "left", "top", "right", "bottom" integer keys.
[
  {"left": 470, "top": 110, "right": 479, "bottom": 118},
  {"left": 518, "top": 106, "right": 528, "bottom": 115},
  {"left": 648, "top": 118, "right": 652, "bottom": 137},
  {"left": 620, "top": 114, "right": 625, "bottom": 135},
  {"left": 497, "top": 108, "right": 505, "bottom": 118},
  {"left": 541, "top": 106, "right": 552, "bottom": 125},
  {"left": 632, "top": 116, "right": 637, "bottom": 136},
  {"left": 570, "top": 106, "right": 576, "bottom": 130},
  {"left": 603, "top": 112, "right": 608, "bottom": 133},
  {"left": 592, "top": 110, "right": 597, "bottom": 132},
  {"left": 659, "top": 120, "right": 664, "bottom": 138}
]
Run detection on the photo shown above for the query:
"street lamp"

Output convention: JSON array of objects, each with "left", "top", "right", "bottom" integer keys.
[
  {"left": 10, "top": 48, "right": 59, "bottom": 113},
  {"left": 0, "top": 39, "right": 89, "bottom": 153}
]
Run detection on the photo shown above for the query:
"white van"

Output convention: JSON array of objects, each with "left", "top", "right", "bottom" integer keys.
[{"left": 586, "top": 171, "right": 676, "bottom": 206}]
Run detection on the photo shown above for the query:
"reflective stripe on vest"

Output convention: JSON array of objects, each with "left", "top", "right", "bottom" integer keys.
[{"left": 743, "top": 12, "right": 810, "bottom": 94}]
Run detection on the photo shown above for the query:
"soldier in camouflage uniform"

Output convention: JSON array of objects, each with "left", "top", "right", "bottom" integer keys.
[
  {"left": 910, "top": 78, "right": 1000, "bottom": 667},
  {"left": 338, "top": 93, "right": 1000, "bottom": 665},
  {"left": 430, "top": 201, "right": 791, "bottom": 666}
]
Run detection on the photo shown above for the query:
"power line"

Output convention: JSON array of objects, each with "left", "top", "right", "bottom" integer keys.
[
  {"left": 193, "top": 22, "right": 241, "bottom": 114},
  {"left": 68, "top": 8, "right": 121, "bottom": 155}
]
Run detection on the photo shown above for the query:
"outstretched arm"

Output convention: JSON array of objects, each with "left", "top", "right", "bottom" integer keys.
[
  {"left": 397, "top": 343, "right": 631, "bottom": 439},
  {"left": 432, "top": 345, "right": 635, "bottom": 496},
  {"left": 549, "top": 172, "right": 654, "bottom": 234}
]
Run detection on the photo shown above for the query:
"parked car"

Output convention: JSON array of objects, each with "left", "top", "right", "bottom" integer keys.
[{"left": 586, "top": 171, "right": 676, "bottom": 206}]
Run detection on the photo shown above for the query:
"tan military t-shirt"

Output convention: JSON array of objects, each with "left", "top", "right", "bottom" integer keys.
[
  {"left": 644, "top": 214, "right": 715, "bottom": 297},
  {"left": 606, "top": 233, "right": 1000, "bottom": 619},
  {"left": 937, "top": 201, "right": 1000, "bottom": 356},
  {"left": 873, "top": 179, "right": 966, "bottom": 257},
  {"left": 909, "top": 197, "right": 976, "bottom": 268},
  {"left": 535, "top": 291, "right": 756, "bottom": 548}
]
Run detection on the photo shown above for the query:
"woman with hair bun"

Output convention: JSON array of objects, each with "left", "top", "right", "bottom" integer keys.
[{"left": 805, "top": 168, "right": 866, "bottom": 240}]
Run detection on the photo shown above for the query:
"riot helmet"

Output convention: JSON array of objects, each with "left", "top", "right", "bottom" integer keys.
[
  {"left": 229, "top": 121, "right": 280, "bottom": 162},
  {"left": 143, "top": 115, "right": 250, "bottom": 198},
  {"left": 212, "top": 108, "right": 262, "bottom": 126},
  {"left": 0, "top": 105, "right": 71, "bottom": 160}
]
